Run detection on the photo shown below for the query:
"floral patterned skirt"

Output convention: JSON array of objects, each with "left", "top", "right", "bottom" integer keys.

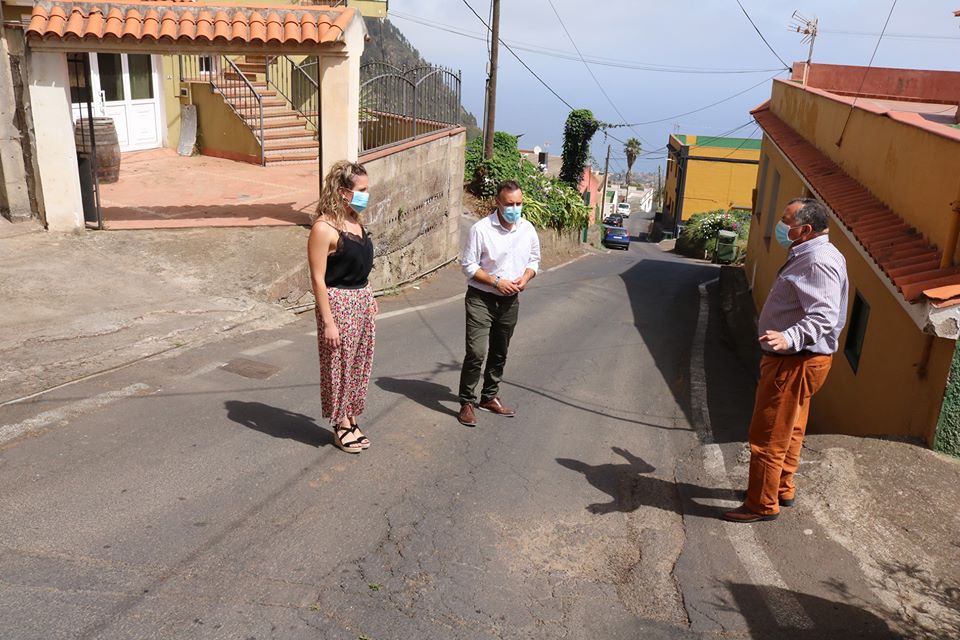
[{"left": 315, "top": 286, "right": 376, "bottom": 424}]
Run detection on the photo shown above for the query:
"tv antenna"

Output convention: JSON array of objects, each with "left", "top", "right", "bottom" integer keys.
[{"left": 789, "top": 11, "right": 819, "bottom": 65}]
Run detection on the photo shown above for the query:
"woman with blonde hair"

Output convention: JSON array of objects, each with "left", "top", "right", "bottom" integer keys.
[{"left": 308, "top": 160, "right": 376, "bottom": 453}]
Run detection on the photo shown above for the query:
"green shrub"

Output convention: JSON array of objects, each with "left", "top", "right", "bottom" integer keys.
[
  {"left": 676, "top": 209, "right": 752, "bottom": 259},
  {"left": 464, "top": 131, "right": 589, "bottom": 232},
  {"left": 464, "top": 132, "right": 522, "bottom": 200}
]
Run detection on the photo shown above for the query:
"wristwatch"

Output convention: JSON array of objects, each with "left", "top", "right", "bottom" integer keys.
[{"left": 494, "top": 275, "right": 501, "bottom": 287}]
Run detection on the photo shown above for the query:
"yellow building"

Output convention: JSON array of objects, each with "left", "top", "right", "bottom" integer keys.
[
  {"left": 744, "top": 62, "right": 960, "bottom": 451},
  {"left": 662, "top": 133, "right": 761, "bottom": 234}
]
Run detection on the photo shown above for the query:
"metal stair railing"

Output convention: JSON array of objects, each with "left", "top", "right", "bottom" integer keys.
[
  {"left": 265, "top": 56, "right": 319, "bottom": 131},
  {"left": 178, "top": 54, "right": 265, "bottom": 165}
]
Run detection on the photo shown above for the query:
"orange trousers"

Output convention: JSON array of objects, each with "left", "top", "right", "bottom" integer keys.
[{"left": 746, "top": 353, "right": 832, "bottom": 516}]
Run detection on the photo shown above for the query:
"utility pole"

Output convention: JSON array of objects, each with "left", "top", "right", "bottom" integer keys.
[
  {"left": 656, "top": 165, "right": 662, "bottom": 213},
  {"left": 599, "top": 145, "right": 611, "bottom": 223},
  {"left": 482, "top": 0, "right": 501, "bottom": 160}
]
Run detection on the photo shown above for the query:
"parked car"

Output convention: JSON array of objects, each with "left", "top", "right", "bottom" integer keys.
[
  {"left": 616, "top": 202, "right": 631, "bottom": 217},
  {"left": 602, "top": 226, "right": 631, "bottom": 250},
  {"left": 603, "top": 213, "right": 624, "bottom": 227}
]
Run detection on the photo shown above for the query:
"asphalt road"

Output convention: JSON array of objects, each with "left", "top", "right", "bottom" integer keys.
[{"left": 0, "top": 218, "right": 902, "bottom": 639}]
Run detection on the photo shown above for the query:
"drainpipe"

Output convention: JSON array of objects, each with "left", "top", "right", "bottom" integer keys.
[
  {"left": 942, "top": 195, "right": 960, "bottom": 269},
  {"left": 920, "top": 195, "right": 960, "bottom": 382},
  {"left": 674, "top": 144, "right": 689, "bottom": 237}
]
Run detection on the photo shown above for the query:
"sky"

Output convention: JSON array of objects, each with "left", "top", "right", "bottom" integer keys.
[{"left": 385, "top": 0, "right": 960, "bottom": 177}]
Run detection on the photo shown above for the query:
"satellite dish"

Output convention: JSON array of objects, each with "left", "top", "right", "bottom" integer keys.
[{"left": 533, "top": 146, "right": 542, "bottom": 155}]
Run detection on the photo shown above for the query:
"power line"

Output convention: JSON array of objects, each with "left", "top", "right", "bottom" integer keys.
[
  {"left": 616, "top": 71, "right": 785, "bottom": 127},
  {"left": 630, "top": 121, "right": 761, "bottom": 162},
  {"left": 544, "top": 0, "right": 650, "bottom": 146},
  {"left": 391, "top": 11, "right": 786, "bottom": 74},
  {"left": 459, "top": 0, "right": 575, "bottom": 110},
  {"left": 820, "top": 28, "right": 960, "bottom": 42},
  {"left": 452, "top": 3, "right": 774, "bottom": 166},
  {"left": 734, "top": 0, "right": 791, "bottom": 69},
  {"left": 717, "top": 124, "right": 762, "bottom": 159},
  {"left": 837, "top": 0, "right": 899, "bottom": 146}
]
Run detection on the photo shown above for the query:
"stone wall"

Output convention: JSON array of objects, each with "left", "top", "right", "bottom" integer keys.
[
  {"left": 361, "top": 128, "right": 466, "bottom": 292},
  {"left": 537, "top": 227, "right": 583, "bottom": 262}
]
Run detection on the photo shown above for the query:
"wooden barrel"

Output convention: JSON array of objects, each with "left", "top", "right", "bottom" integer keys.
[{"left": 74, "top": 118, "right": 120, "bottom": 184}]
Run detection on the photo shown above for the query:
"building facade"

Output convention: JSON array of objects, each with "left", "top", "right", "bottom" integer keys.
[
  {"left": 662, "top": 134, "right": 761, "bottom": 234},
  {"left": 744, "top": 62, "right": 960, "bottom": 449},
  {"left": 0, "top": 0, "right": 374, "bottom": 230}
]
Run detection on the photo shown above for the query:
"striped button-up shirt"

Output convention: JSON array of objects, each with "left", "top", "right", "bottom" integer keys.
[{"left": 757, "top": 235, "right": 849, "bottom": 355}]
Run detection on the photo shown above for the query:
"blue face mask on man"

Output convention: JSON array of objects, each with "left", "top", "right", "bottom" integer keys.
[
  {"left": 501, "top": 204, "right": 522, "bottom": 224},
  {"left": 348, "top": 190, "right": 369, "bottom": 214},
  {"left": 775, "top": 221, "right": 797, "bottom": 248}
]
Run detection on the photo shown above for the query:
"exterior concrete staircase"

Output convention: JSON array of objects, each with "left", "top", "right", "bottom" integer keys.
[{"left": 222, "top": 55, "right": 319, "bottom": 166}]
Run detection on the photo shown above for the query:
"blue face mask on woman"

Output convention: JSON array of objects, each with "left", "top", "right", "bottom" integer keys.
[
  {"left": 349, "top": 190, "right": 369, "bottom": 214},
  {"left": 502, "top": 204, "right": 522, "bottom": 224},
  {"left": 775, "top": 221, "right": 796, "bottom": 248}
]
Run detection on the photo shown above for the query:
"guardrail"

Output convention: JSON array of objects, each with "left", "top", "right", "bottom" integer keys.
[
  {"left": 266, "top": 55, "right": 319, "bottom": 131},
  {"left": 360, "top": 62, "right": 461, "bottom": 154}
]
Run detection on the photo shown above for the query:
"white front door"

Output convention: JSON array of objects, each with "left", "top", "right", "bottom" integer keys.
[{"left": 83, "top": 53, "right": 162, "bottom": 152}]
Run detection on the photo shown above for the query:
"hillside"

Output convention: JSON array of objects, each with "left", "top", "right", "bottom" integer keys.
[{"left": 362, "top": 18, "right": 481, "bottom": 140}]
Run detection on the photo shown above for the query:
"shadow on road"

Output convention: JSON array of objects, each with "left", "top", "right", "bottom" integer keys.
[
  {"left": 720, "top": 582, "right": 901, "bottom": 639},
  {"left": 556, "top": 447, "right": 739, "bottom": 517},
  {"left": 224, "top": 400, "right": 333, "bottom": 447},
  {"left": 375, "top": 376, "right": 460, "bottom": 418},
  {"left": 504, "top": 379, "right": 695, "bottom": 431},
  {"left": 619, "top": 251, "right": 756, "bottom": 444}
]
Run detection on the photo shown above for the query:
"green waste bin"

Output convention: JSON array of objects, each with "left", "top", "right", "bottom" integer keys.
[{"left": 715, "top": 229, "right": 738, "bottom": 264}]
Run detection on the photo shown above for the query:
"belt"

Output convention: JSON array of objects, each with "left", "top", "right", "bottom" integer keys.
[
  {"left": 762, "top": 349, "right": 830, "bottom": 358},
  {"left": 466, "top": 285, "right": 518, "bottom": 300}
]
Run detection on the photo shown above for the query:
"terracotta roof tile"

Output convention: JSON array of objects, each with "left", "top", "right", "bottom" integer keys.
[
  {"left": 753, "top": 105, "right": 960, "bottom": 305},
  {"left": 26, "top": 1, "right": 354, "bottom": 47}
]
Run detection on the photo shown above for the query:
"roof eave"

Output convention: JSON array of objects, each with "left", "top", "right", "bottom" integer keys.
[{"left": 756, "top": 116, "right": 960, "bottom": 339}]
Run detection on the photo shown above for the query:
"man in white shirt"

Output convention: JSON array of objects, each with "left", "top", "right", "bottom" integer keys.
[{"left": 458, "top": 180, "right": 541, "bottom": 427}]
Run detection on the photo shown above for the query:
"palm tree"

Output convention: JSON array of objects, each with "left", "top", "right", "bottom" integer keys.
[{"left": 624, "top": 138, "right": 642, "bottom": 187}]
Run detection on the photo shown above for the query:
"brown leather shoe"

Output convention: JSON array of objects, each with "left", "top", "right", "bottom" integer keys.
[
  {"left": 458, "top": 403, "right": 477, "bottom": 427},
  {"left": 477, "top": 397, "right": 516, "bottom": 417},
  {"left": 722, "top": 505, "right": 778, "bottom": 523}
]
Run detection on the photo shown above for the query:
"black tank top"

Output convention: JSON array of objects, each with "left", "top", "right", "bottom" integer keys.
[{"left": 323, "top": 223, "right": 374, "bottom": 289}]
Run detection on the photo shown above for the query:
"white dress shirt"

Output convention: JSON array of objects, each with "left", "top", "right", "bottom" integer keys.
[{"left": 461, "top": 212, "right": 541, "bottom": 296}]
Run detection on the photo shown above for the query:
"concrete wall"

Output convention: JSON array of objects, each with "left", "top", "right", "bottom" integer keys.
[
  {"left": 0, "top": 23, "right": 32, "bottom": 221},
  {"left": 361, "top": 128, "right": 466, "bottom": 292},
  {"left": 682, "top": 158, "right": 759, "bottom": 218},
  {"left": 28, "top": 51, "right": 83, "bottom": 231},
  {"left": 793, "top": 62, "right": 960, "bottom": 103},
  {"left": 538, "top": 227, "right": 582, "bottom": 258},
  {"left": 161, "top": 56, "right": 182, "bottom": 151},
  {"left": 0, "top": 21, "right": 42, "bottom": 223},
  {"left": 190, "top": 82, "right": 261, "bottom": 164},
  {"left": 744, "top": 121, "right": 956, "bottom": 442},
  {"left": 319, "top": 18, "right": 364, "bottom": 176},
  {"left": 665, "top": 134, "right": 761, "bottom": 222}
]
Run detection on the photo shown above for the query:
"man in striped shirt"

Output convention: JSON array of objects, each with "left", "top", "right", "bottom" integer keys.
[{"left": 724, "top": 198, "right": 849, "bottom": 523}]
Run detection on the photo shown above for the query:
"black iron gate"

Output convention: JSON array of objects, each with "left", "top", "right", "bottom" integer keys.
[{"left": 67, "top": 52, "right": 102, "bottom": 229}]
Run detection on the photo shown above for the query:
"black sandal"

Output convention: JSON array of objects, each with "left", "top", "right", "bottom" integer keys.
[
  {"left": 348, "top": 419, "right": 370, "bottom": 449},
  {"left": 333, "top": 424, "right": 365, "bottom": 454}
]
